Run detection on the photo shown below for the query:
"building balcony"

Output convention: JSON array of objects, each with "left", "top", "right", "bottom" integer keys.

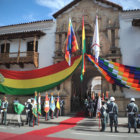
[{"left": 0, "top": 51, "right": 39, "bottom": 68}]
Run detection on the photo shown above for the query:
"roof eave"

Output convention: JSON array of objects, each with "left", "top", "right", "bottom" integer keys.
[{"left": 53, "top": 0, "right": 122, "bottom": 19}]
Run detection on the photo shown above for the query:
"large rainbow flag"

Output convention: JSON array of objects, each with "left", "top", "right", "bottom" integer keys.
[
  {"left": 87, "top": 54, "right": 140, "bottom": 91},
  {"left": 65, "top": 18, "right": 79, "bottom": 66},
  {"left": 0, "top": 56, "right": 82, "bottom": 95}
]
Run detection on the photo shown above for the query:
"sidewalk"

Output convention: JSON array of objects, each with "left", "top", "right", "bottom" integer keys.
[{"left": 5, "top": 113, "right": 128, "bottom": 127}]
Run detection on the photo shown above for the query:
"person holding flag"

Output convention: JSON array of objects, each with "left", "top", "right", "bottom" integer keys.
[
  {"left": 38, "top": 93, "right": 41, "bottom": 115},
  {"left": 65, "top": 18, "right": 79, "bottom": 66},
  {"left": 91, "top": 16, "right": 100, "bottom": 62},
  {"left": 44, "top": 92, "right": 50, "bottom": 120},
  {"left": 50, "top": 93, "right": 55, "bottom": 119},
  {"left": 32, "top": 91, "right": 38, "bottom": 126},
  {"left": 56, "top": 92, "right": 60, "bottom": 118},
  {"left": 37, "top": 93, "right": 41, "bottom": 125},
  {"left": 96, "top": 93, "right": 102, "bottom": 129}
]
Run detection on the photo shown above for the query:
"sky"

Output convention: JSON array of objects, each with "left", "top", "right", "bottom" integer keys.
[{"left": 0, "top": 0, "right": 140, "bottom": 26}]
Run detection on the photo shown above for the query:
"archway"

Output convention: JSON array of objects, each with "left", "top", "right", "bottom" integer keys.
[{"left": 71, "top": 61, "right": 102, "bottom": 112}]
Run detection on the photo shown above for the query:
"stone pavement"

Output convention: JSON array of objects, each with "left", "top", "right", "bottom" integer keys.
[{"left": 5, "top": 113, "right": 128, "bottom": 127}]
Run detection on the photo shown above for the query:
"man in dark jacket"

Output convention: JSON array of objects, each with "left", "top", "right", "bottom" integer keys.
[
  {"left": 126, "top": 98, "right": 139, "bottom": 133},
  {"left": 100, "top": 101, "right": 107, "bottom": 132},
  {"left": 107, "top": 97, "right": 119, "bottom": 133},
  {"left": 1, "top": 96, "right": 8, "bottom": 125}
]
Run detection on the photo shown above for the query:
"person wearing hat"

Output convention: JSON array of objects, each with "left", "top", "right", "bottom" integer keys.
[
  {"left": 25, "top": 99, "right": 31, "bottom": 125},
  {"left": 100, "top": 100, "right": 107, "bottom": 132},
  {"left": 1, "top": 96, "right": 8, "bottom": 125},
  {"left": 14, "top": 102, "right": 25, "bottom": 127},
  {"left": 126, "top": 98, "right": 139, "bottom": 133},
  {"left": 107, "top": 97, "right": 119, "bottom": 132},
  {"left": 28, "top": 98, "right": 34, "bottom": 127}
]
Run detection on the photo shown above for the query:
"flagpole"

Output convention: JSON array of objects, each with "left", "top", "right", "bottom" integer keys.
[
  {"left": 46, "top": 112, "right": 47, "bottom": 121},
  {"left": 99, "top": 113, "right": 100, "bottom": 130},
  {"left": 38, "top": 114, "right": 39, "bottom": 126},
  {"left": 33, "top": 118, "right": 34, "bottom": 127}
]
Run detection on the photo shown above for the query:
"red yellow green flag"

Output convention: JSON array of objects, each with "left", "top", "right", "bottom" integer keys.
[
  {"left": 33, "top": 91, "right": 38, "bottom": 117},
  {"left": 80, "top": 16, "right": 86, "bottom": 81}
]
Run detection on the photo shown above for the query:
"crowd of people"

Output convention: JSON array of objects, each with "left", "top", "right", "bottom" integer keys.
[
  {"left": 83, "top": 95, "right": 140, "bottom": 133},
  {"left": 0, "top": 95, "right": 65, "bottom": 127},
  {"left": 0, "top": 94, "right": 140, "bottom": 133}
]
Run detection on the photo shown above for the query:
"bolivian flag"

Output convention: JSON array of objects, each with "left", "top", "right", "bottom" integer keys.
[
  {"left": 80, "top": 16, "right": 86, "bottom": 81},
  {"left": 0, "top": 56, "right": 82, "bottom": 95}
]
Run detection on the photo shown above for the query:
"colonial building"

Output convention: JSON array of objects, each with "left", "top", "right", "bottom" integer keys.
[
  {"left": 0, "top": 20, "right": 56, "bottom": 111},
  {"left": 53, "top": 0, "right": 123, "bottom": 115},
  {"left": 0, "top": 0, "right": 140, "bottom": 116},
  {"left": 52, "top": 0, "right": 140, "bottom": 115}
]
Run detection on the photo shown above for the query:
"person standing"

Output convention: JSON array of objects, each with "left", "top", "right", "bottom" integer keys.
[
  {"left": 100, "top": 101, "right": 107, "bottom": 132},
  {"left": 60, "top": 98, "right": 64, "bottom": 116},
  {"left": 1, "top": 96, "right": 8, "bottom": 125},
  {"left": 88, "top": 99, "right": 94, "bottom": 118},
  {"left": 107, "top": 97, "right": 119, "bottom": 133},
  {"left": 25, "top": 99, "right": 31, "bottom": 125},
  {"left": 14, "top": 102, "right": 25, "bottom": 127},
  {"left": 126, "top": 98, "right": 139, "bottom": 133},
  {"left": 28, "top": 99, "right": 34, "bottom": 127}
]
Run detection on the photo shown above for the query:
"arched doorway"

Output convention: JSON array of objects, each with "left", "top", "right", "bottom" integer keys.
[{"left": 71, "top": 62, "right": 102, "bottom": 112}]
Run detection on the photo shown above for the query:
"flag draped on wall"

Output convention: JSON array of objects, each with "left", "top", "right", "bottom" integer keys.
[
  {"left": 38, "top": 93, "right": 41, "bottom": 115},
  {"left": 65, "top": 18, "right": 79, "bottom": 66},
  {"left": 80, "top": 16, "right": 86, "bottom": 81},
  {"left": 87, "top": 54, "right": 140, "bottom": 91},
  {"left": 91, "top": 16, "right": 100, "bottom": 62},
  {"left": 0, "top": 55, "right": 82, "bottom": 95}
]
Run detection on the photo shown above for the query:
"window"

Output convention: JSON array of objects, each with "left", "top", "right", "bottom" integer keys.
[
  {"left": 59, "top": 34, "right": 62, "bottom": 50},
  {"left": 27, "top": 41, "right": 38, "bottom": 52},
  {"left": 80, "top": 36, "right": 92, "bottom": 54},
  {"left": 112, "top": 59, "right": 116, "bottom": 62},
  {"left": 0, "top": 43, "right": 10, "bottom": 53},
  {"left": 111, "top": 50, "right": 116, "bottom": 54},
  {"left": 111, "top": 29, "right": 115, "bottom": 47},
  {"left": 112, "top": 84, "right": 116, "bottom": 92}
]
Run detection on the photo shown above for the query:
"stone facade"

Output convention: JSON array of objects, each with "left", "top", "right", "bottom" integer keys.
[
  {"left": 0, "top": 0, "right": 140, "bottom": 116},
  {"left": 53, "top": 0, "right": 124, "bottom": 115}
]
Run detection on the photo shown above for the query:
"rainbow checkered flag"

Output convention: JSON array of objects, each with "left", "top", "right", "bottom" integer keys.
[{"left": 65, "top": 18, "right": 79, "bottom": 66}]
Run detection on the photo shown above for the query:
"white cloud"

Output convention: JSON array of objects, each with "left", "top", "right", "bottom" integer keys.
[
  {"left": 22, "top": 14, "right": 36, "bottom": 22},
  {"left": 109, "top": 0, "right": 140, "bottom": 10},
  {"left": 36, "top": 0, "right": 72, "bottom": 11},
  {"left": 35, "top": 0, "right": 140, "bottom": 14}
]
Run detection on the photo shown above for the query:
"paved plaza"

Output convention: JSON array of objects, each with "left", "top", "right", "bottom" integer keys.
[{"left": 0, "top": 113, "right": 139, "bottom": 140}]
